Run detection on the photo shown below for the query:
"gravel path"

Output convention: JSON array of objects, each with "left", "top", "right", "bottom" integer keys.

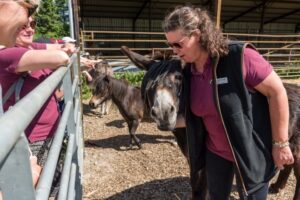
[{"left": 82, "top": 102, "right": 296, "bottom": 200}]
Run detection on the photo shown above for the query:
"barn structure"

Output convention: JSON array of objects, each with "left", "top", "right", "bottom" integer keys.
[
  {"left": 75, "top": 0, "right": 300, "bottom": 33},
  {"left": 70, "top": 0, "right": 300, "bottom": 77}
]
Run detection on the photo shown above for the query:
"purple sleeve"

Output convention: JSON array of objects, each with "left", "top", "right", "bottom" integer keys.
[
  {"left": 243, "top": 47, "right": 273, "bottom": 89},
  {"left": 30, "top": 42, "right": 47, "bottom": 50},
  {"left": 0, "top": 47, "right": 29, "bottom": 73}
]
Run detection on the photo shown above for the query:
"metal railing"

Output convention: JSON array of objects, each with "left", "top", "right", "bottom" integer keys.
[{"left": 0, "top": 51, "right": 83, "bottom": 200}]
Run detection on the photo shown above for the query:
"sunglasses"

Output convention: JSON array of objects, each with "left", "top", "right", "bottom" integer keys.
[
  {"left": 15, "top": 0, "right": 38, "bottom": 16},
  {"left": 166, "top": 35, "right": 190, "bottom": 49},
  {"left": 21, "top": 20, "right": 36, "bottom": 30}
]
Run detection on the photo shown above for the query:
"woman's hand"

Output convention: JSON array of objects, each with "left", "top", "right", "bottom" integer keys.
[
  {"left": 272, "top": 145, "right": 294, "bottom": 170},
  {"left": 61, "top": 43, "right": 76, "bottom": 55},
  {"left": 81, "top": 57, "right": 95, "bottom": 68}
]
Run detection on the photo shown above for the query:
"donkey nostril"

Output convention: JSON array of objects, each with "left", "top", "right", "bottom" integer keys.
[
  {"left": 151, "top": 109, "right": 157, "bottom": 118},
  {"left": 89, "top": 102, "right": 95, "bottom": 108},
  {"left": 170, "top": 105, "right": 175, "bottom": 113}
]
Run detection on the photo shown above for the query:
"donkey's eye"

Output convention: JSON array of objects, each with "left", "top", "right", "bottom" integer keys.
[
  {"left": 167, "top": 83, "right": 173, "bottom": 88},
  {"left": 175, "top": 75, "right": 182, "bottom": 80}
]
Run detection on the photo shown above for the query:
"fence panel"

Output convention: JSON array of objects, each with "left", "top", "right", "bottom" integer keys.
[
  {"left": 0, "top": 51, "right": 83, "bottom": 199},
  {"left": 80, "top": 30, "right": 300, "bottom": 78}
]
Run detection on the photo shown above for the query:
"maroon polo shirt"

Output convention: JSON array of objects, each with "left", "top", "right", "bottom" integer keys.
[
  {"left": 190, "top": 47, "right": 273, "bottom": 161},
  {"left": 0, "top": 43, "right": 60, "bottom": 143}
]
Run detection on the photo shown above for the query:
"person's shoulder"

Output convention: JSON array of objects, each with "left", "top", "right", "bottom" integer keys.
[
  {"left": 31, "top": 42, "right": 47, "bottom": 50},
  {"left": 244, "top": 46, "right": 262, "bottom": 58},
  {"left": 0, "top": 46, "right": 29, "bottom": 55},
  {"left": 0, "top": 47, "right": 30, "bottom": 64}
]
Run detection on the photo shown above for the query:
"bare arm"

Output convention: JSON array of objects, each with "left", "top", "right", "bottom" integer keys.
[
  {"left": 46, "top": 43, "right": 62, "bottom": 50},
  {"left": 16, "top": 49, "right": 70, "bottom": 72},
  {"left": 255, "top": 70, "right": 293, "bottom": 169},
  {"left": 46, "top": 43, "right": 76, "bottom": 55},
  {"left": 255, "top": 71, "right": 289, "bottom": 142}
]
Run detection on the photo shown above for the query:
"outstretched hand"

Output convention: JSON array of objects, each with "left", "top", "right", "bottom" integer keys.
[
  {"left": 61, "top": 43, "right": 77, "bottom": 55},
  {"left": 272, "top": 146, "right": 294, "bottom": 170}
]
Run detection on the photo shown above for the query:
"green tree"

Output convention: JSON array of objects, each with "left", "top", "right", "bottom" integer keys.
[
  {"left": 34, "top": 0, "right": 66, "bottom": 38},
  {"left": 56, "top": 0, "right": 70, "bottom": 36}
]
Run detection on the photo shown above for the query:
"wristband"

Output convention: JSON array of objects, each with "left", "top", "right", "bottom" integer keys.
[{"left": 272, "top": 140, "right": 289, "bottom": 148}]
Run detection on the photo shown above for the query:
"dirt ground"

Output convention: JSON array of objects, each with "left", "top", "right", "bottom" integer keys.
[{"left": 82, "top": 96, "right": 297, "bottom": 200}]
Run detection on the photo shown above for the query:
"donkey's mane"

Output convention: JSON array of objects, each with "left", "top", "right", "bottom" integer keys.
[{"left": 107, "top": 76, "right": 135, "bottom": 101}]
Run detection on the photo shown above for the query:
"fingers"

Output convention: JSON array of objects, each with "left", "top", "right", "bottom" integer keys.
[
  {"left": 272, "top": 146, "right": 294, "bottom": 170},
  {"left": 277, "top": 164, "right": 284, "bottom": 170},
  {"left": 282, "top": 157, "right": 292, "bottom": 164},
  {"left": 282, "top": 154, "right": 294, "bottom": 165},
  {"left": 287, "top": 157, "right": 294, "bottom": 165},
  {"left": 276, "top": 160, "right": 293, "bottom": 170},
  {"left": 61, "top": 47, "right": 76, "bottom": 55},
  {"left": 275, "top": 158, "right": 293, "bottom": 170}
]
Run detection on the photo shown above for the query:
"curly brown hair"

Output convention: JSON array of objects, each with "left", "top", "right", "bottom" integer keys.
[{"left": 163, "top": 5, "right": 228, "bottom": 57}]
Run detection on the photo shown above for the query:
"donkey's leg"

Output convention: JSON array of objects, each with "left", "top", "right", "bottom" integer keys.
[
  {"left": 269, "top": 165, "right": 293, "bottom": 193},
  {"left": 192, "top": 169, "right": 209, "bottom": 200},
  {"left": 290, "top": 111, "right": 300, "bottom": 200},
  {"left": 99, "top": 102, "right": 105, "bottom": 116},
  {"left": 293, "top": 164, "right": 300, "bottom": 200},
  {"left": 128, "top": 119, "right": 141, "bottom": 148},
  {"left": 127, "top": 121, "right": 134, "bottom": 148},
  {"left": 172, "top": 128, "right": 188, "bottom": 158},
  {"left": 292, "top": 143, "right": 300, "bottom": 200},
  {"left": 105, "top": 99, "right": 112, "bottom": 115}
]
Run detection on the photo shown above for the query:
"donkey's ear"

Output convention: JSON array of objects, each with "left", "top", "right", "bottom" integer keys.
[{"left": 120, "top": 46, "right": 155, "bottom": 71}]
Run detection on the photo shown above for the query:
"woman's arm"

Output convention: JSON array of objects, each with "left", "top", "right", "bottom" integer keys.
[
  {"left": 16, "top": 49, "right": 70, "bottom": 72},
  {"left": 45, "top": 43, "right": 62, "bottom": 50},
  {"left": 46, "top": 43, "right": 76, "bottom": 55},
  {"left": 255, "top": 70, "right": 294, "bottom": 169}
]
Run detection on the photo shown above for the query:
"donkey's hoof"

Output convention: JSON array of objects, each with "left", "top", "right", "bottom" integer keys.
[
  {"left": 136, "top": 143, "right": 142, "bottom": 149},
  {"left": 120, "top": 144, "right": 132, "bottom": 151},
  {"left": 120, "top": 144, "right": 140, "bottom": 150},
  {"left": 269, "top": 184, "right": 281, "bottom": 194}
]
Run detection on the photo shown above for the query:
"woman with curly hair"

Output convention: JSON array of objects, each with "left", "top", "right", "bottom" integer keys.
[{"left": 163, "top": 5, "right": 293, "bottom": 200}]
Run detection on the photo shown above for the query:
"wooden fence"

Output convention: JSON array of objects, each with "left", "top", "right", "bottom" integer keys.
[{"left": 80, "top": 30, "right": 300, "bottom": 78}]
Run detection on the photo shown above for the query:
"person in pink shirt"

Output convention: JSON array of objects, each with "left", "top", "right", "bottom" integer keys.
[
  {"left": 0, "top": 2, "right": 39, "bottom": 197},
  {"left": 0, "top": 16, "right": 71, "bottom": 167},
  {"left": 163, "top": 5, "right": 293, "bottom": 200}
]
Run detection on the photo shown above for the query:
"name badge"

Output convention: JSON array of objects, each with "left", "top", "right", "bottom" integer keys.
[{"left": 216, "top": 77, "right": 228, "bottom": 85}]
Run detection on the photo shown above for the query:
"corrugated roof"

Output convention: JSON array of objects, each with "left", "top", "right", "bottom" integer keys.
[{"left": 78, "top": 0, "right": 300, "bottom": 25}]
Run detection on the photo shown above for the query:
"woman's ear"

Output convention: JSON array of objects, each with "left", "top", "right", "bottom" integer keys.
[
  {"left": 195, "top": 29, "right": 201, "bottom": 35},
  {"left": 193, "top": 29, "right": 201, "bottom": 41}
]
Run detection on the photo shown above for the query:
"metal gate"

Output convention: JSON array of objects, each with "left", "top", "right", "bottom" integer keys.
[{"left": 0, "top": 51, "right": 83, "bottom": 200}]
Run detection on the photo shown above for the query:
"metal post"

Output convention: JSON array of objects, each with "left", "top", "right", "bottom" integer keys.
[
  {"left": 214, "top": 0, "right": 222, "bottom": 28},
  {"left": 35, "top": 102, "right": 73, "bottom": 200},
  {"left": 57, "top": 134, "right": 75, "bottom": 200},
  {"left": 68, "top": 0, "right": 75, "bottom": 39},
  {"left": 0, "top": 134, "right": 35, "bottom": 200}
]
